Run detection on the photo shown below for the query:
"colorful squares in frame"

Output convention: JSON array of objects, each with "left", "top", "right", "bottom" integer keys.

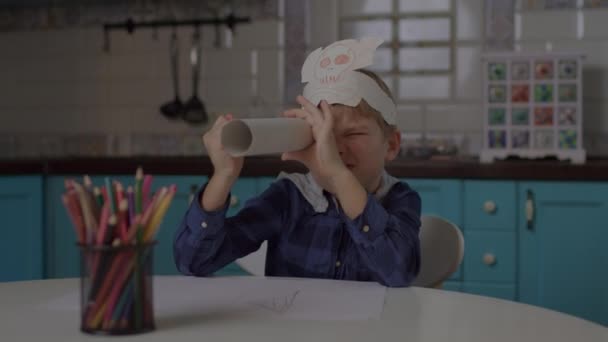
[
  {"left": 488, "top": 130, "right": 506, "bottom": 148},
  {"left": 511, "top": 84, "right": 529, "bottom": 102},
  {"left": 511, "top": 130, "right": 530, "bottom": 148},
  {"left": 535, "top": 130, "right": 554, "bottom": 149},
  {"left": 534, "top": 60, "right": 554, "bottom": 79},
  {"left": 488, "top": 62, "right": 507, "bottom": 80},
  {"left": 512, "top": 108, "right": 530, "bottom": 125},
  {"left": 559, "top": 84, "right": 577, "bottom": 102},
  {"left": 511, "top": 62, "right": 530, "bottom": 80},
  {"left": 489, "top": 85, "right": 506, "bottom": 102},
  {"left": 558, "top": 60, "right": 577, "bottom": 79},
  {"left": 483, "top": 54, "right": 583, "bottom": 160},
  {"left": 558, "top": 130, "right": 577, "bottom": 149},
  {"left": 534, "top": 107, "right": 554, "bottom": 126},
  {"left": 534, "top": 84, "right": 553, "bottom": 102},
  {"left": 558, "top": 107, "right": 577, "bottom": 125},
  {"left": 488, "top": 108, "right": 506, "bottom": 125}
]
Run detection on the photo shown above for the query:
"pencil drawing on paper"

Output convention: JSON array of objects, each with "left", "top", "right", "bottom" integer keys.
[{"left": 249, "top": 290, "right": 301, "bottom": 314}]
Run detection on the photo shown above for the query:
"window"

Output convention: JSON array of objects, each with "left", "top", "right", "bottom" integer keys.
[{"left": 338, "top": 0, "right": 455, "bottom": 102}]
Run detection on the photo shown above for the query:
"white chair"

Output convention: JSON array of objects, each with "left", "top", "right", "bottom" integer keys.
[
  {"left": 236, "top": 215, "right": 465, "bottom": 287},
  {"left": 236, "top": 241, "right": 267, "bottom": 276},
  {"left": 411, "top": 215, "right": 465, "bottom": 288}
]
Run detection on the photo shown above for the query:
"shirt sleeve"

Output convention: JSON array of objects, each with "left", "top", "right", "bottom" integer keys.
[
  {"left": 173, "top": 180, "right": 289, "bottom": 276},
  {"left": 340, "top": 183, "right": 421, "bottom": 287}
]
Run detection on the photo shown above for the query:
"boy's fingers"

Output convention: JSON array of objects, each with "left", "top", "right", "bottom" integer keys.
[
  {"left": 320, "top": 101, "right": 334, "bottom": 129},
  {"left": 319, "top": 100, "right": 331, "bottom": 121},
  {"left": 281, "top": 152, "right": 299, "bottom": 162},
  {"left": 283, "top": 108, "right": 306, "bottom": 117},
  {"left": 281, "top": 150, "right": 310, "bottom": 168},
  {"left": 296, "top": 95, "right": 324, "bottom": 125},
  {"left": 283, "top": 109, "right": 316, "bottom": 127},
  {"left": 212, "top": 115, "right": 228, "bottom": 129}
]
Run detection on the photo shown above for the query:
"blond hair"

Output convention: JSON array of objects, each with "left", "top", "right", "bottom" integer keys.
[{"left": 349, "top": 69, "right": 398, "bottom": 138}]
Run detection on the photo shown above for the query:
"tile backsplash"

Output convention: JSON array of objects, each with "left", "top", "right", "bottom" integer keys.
[
  {"left": 1, "top": 0, "right": 608, "bottom": 158},
  {"left": 0, "top": 1, "right": 284, "bottom": 158}
]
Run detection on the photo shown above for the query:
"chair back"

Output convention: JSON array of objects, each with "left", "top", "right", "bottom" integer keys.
[
  {"left": 236, "top": 241, "right": 267, "bottom": 276},
  {"left": 411, "top": 215, "right": 465, "bottom": 288}
]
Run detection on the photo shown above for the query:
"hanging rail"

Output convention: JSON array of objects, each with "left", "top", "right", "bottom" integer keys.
[{"left": 103, "top": 13, "right": 251, "bottom": 34}]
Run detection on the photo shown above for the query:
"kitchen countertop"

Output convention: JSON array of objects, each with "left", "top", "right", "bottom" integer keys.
[{"left": 2, "top": 156, "right": 608, "bottom": 180}]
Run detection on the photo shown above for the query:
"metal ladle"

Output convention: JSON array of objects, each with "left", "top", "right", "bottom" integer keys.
[
  {"left": 160, "top": 30, "right": 184, "bottom": 120},
  {"left": 182, "top": 27, "right": 208, "bottom": 125}
]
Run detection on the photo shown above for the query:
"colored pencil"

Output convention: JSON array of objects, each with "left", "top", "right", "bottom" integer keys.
[{"left": 60, "top": 171, "right": 177, "bottom": 333}]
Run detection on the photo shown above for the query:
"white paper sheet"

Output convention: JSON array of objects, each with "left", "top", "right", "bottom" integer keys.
[{"left": 43, "top": 276, "right": 387, "bottom": 321}]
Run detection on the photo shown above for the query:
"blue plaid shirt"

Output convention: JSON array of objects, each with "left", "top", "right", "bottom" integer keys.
[{"left": 173, "top": 177, "right": 421, "bottom": 287}]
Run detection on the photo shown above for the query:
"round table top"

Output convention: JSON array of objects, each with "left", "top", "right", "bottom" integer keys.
[{"left": 1, "top": 276, "right": 606, "bottom": 342}]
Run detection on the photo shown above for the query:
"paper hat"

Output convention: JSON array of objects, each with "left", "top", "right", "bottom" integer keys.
[{"left": 301, "top": 37, "right": 396, "bottom": 125}]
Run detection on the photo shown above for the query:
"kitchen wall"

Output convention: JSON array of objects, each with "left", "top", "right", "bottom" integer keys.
[
  {"left": 515, "top": 1, "right": 608, "bottom": 155},
  {"left": 0, "top": 1, "right": 285, "bottom": 157},
  {"left": 1, "top": 0, "right": 608, "bottom": 158}
]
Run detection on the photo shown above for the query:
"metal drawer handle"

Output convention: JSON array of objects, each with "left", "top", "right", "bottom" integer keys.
[
  {"left": 483, "top": 253, "right": 496, "bottom": 266},
  {"left": 483, "top": 200, "right": 497, "bottom": 214},
  {"left": 525, "top": 190, "right": 535, "bottom": 230}
]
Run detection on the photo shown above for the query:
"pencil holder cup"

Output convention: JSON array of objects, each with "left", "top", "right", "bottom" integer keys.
[{"left": 77, "top": 242, "right": 157, "bottom": 335}]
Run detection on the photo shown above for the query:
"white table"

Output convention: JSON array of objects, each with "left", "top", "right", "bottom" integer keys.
[{"left": 1, "top": 276, "right": 606, "bottom": 342}]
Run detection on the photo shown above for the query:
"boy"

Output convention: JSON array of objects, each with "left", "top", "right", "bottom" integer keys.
[{"left": 173, "top": 38, "right": 421, "bottom": 287}]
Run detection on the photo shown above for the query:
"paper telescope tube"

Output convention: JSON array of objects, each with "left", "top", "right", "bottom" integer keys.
[{"left": 221, "top": 118, "right": 313, "bottom": 157}]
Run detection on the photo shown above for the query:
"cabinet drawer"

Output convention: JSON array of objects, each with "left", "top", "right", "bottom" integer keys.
[
  {"left": 404, "top": 179, "right": 462, "bottom": 226},
  {"left": 462, "top": 283, "right": 516, "bottom": 301},
  {"left": 464, "top": 181, "right": 516, "bottom": 230},
  {"left": 464, "top": 231, "right": 515, "bottom": 282}
]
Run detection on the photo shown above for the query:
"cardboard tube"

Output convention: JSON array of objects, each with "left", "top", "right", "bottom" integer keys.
[{"left": 221, "top": 118, "right": 313, "bottom": 157}]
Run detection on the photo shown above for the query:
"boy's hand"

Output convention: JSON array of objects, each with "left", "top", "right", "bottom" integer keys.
[
  {"left": 203, "top": 114, "right": 244, "bottom": 181},
  {"left": 281, "top": 96, "right": 349, "bottom": 194}
]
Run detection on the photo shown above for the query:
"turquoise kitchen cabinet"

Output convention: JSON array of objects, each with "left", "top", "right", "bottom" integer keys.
[
  {"left": 18, "top": 171, "right": 608, "bottom": 326},
  {"left": 256, "top": 176, "right": 277, "bottom": 194},
  {"left": 462, "top": 181, "right": 517, "bottom": 300},
  {"left": 462, "top": 283, "right": 516, "bottom": 301},
  {"left": 0, "top": 176, "right": 43, "bottom": 281},
  {"left": 405, "top": 179, "right": 462, "bottom": 227},
  {"left": 227, "top": 178, "right": 257, "bottom": 217},
  {"left": 405, "top": 179, "right": 463, "bottom": 283},
  {"left": 518, "top": 182, "right": 608, "bottom": 326},
  {"left": 464, "top": 181, "right": 517, "bottom": 231}
]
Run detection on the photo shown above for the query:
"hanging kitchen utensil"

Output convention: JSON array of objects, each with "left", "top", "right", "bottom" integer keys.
[
  {"left": 160, "top": 29, "right": 184, "bottom": 120},
  {"left": 182, "top": 26, "right": 208, "bottom": 125}
]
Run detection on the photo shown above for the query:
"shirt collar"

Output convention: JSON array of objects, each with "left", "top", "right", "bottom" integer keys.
[{"left": 277, "top": 170, "right": 400, "bottom": 213}]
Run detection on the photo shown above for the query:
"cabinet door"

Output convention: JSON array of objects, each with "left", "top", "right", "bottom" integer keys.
[
  {"left": 0, "top": 176, "right": 43, "bottom": 281},
  {"left": 256, "top": 177, "right": 277, "bottom": 194},
  {"left": 462, "top": 181, "right": 517, "bottom": 300},
  {"left": 227, "top": 178, "right": 257, "bottom": 217},
  {"left": 519, "top": 182, "right": 608, "bottom": 326},
  {"left": 462, "top": 283, "right": 515, "bottom": 301},
  {"left": 405, "top": 179, "right": 463, "bottom": 281},
  {"left": 404, "top": 179, "right": 462, "bottom": 226}
]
